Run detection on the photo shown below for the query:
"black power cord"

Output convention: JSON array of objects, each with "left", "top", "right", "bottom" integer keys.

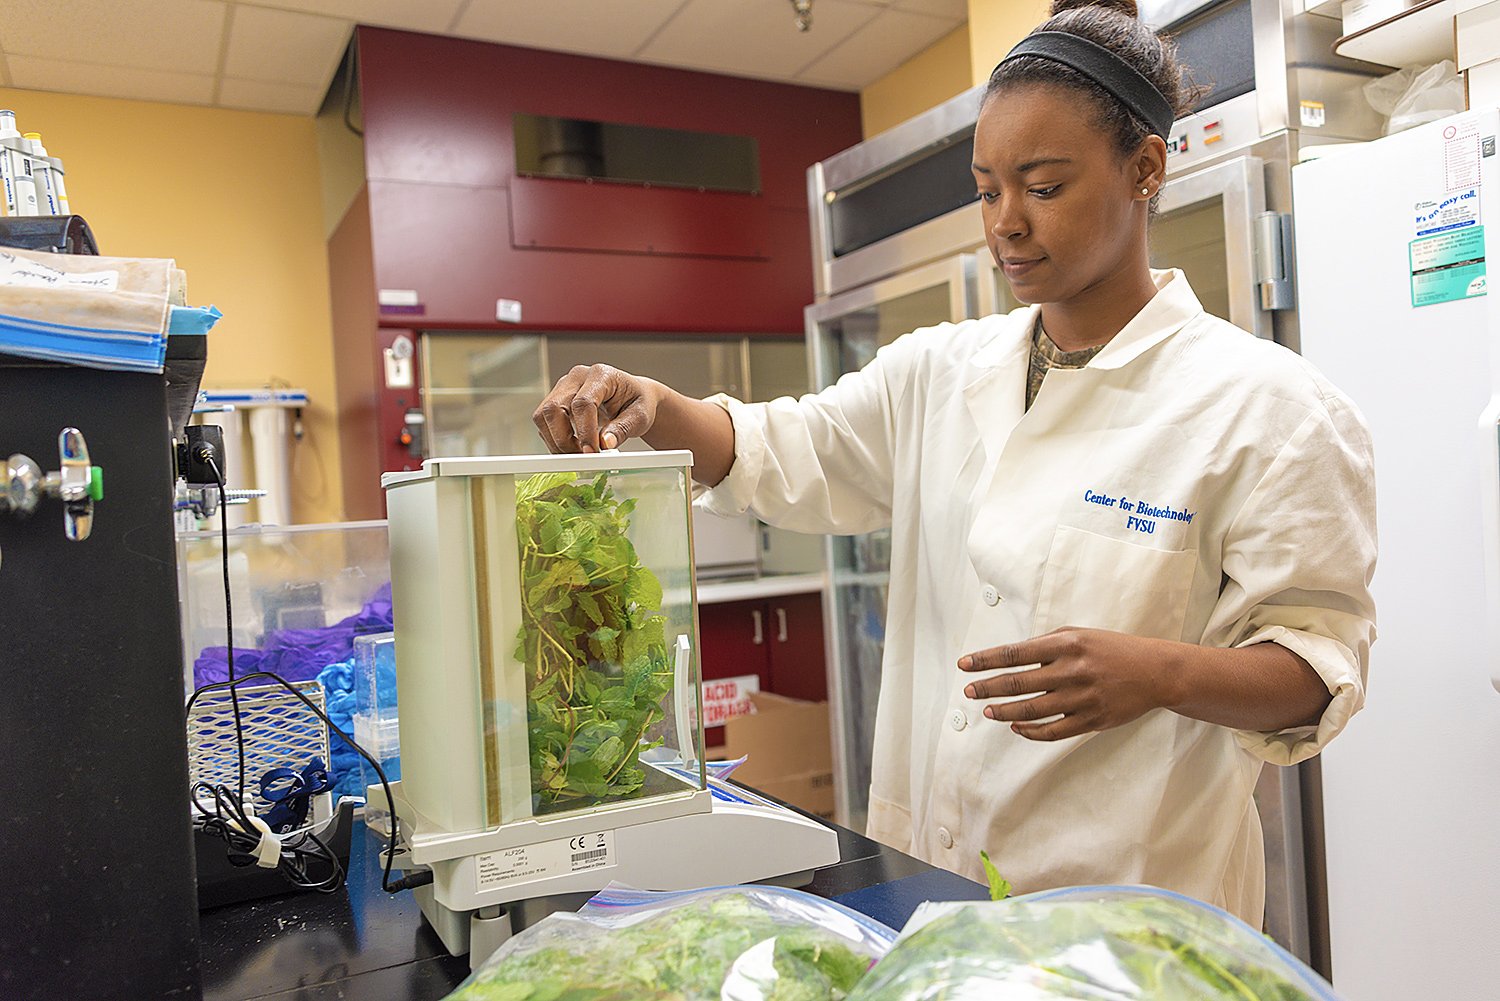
[
  {"left": 201, "top": 451, "right": 247, "bottom": 807},
  {"left": 186, "top": 441, "right": 426, "bottom": 895}
]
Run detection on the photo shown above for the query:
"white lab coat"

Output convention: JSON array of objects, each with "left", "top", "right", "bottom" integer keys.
[{"left": 700, "top": 269, "right": 1376, "bottom": 923}]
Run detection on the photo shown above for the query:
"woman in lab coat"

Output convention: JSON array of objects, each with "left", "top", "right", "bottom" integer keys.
[{"left": 534, "top": 0, "right": 1375, "bottom": 926}]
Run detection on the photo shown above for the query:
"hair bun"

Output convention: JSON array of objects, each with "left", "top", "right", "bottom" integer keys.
[{"left": 1048, "top": 0, "right": 1139, "bottom": 18}]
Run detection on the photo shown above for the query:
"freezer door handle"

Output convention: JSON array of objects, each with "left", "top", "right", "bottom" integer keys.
[
  {"left": 1478, "top": 401, "right": 1500, "bottom": 693},
  {"left": 1254, "top": 212, "right": 1295, "bottom": 311}
]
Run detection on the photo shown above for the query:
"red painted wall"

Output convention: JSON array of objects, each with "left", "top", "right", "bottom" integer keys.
[{"left": 355, "top": 27, "right": 862, "bottom": 334}]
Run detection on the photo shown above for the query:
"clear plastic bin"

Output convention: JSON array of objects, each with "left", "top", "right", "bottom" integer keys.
[
  {"left": 177, "top": 520, "right": 392, "bottom": 695},
  {"left": 355, "top": 711, "right": 402, "bottom": 835},
  {"left": 353, "top": 631, "right": 398, "bottom": 717}
]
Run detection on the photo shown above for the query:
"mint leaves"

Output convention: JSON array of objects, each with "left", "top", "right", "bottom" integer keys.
[
  {"left": 514, "top": 471, "right": 673, "bottom": 814},
  {"left": 449, "top": 893, "right": 880, "bottom": 1000},
  {"left": 978, "top": 851, "right": 1012, "bottom": 902}
]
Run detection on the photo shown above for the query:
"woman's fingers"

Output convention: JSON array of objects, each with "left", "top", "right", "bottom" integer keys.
[
  {"left": 602, "top": 398, "right": 653, "bottom": 450},
  {"left": 533, "top": 367, "right": 589, "bottom": 453},
  {"left": 983, "top": 691, "right": 1069, "bottom": 723},
  {"left": 534, "top": 365, "right": 653, "bottom": 453}
]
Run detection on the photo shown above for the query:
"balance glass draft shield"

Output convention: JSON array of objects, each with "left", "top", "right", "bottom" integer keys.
[{"left": 382, "top": 450, "right": 706, "bottom": 838}]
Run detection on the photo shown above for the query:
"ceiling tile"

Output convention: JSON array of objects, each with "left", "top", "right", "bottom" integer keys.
[
  {"left": 218, "top": 75, "right": 324, "bottom": 114},
  {"left": 452, "top": 0, "right": 688, "bottom": 59},
  {"left": 637, "top": 0, "right": 879, "bottom": 80},
  {"left": 0, "top": 0, "right": 227, "bottom": 76},
  {"left": 6, "top": 55, "right": 215, "bottom": 105},
  {"left": 891, "top": 0, "right": 967, "bottom": 18},
  {"left": 237, "top": 0, "right": 468, "bottom": 34},
  {"left": 224, "top": 5, "right": 351, "bottom": 88},
  {"left": 798, "top": 8, "right": 960, "bottom": 89}
]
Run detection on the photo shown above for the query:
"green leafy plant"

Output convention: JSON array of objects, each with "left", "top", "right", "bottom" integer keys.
[
  {"left": 513, "top": 471, "right": 673, "bottom": 814},
  {"left": 846, "top": 892, "right": 1326, "bottom": 1001},
  {"left": 448, "top": 893, "right": 879, "bottom": 1001},
  {"left": 978, "top": 851, "right": 1012, "bottom": 902}
]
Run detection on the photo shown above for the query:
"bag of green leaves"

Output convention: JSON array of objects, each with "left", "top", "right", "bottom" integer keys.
[
  {"left": 846, "top": 886, "right": 1342, "bottom": 1001},
  {"left": 447, "top": 882, "right": 898, "bottom": 1001}
]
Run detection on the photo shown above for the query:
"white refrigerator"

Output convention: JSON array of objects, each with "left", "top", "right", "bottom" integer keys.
[{"left": 1295, "top": 108, "right": 1500, "bottom": 998}]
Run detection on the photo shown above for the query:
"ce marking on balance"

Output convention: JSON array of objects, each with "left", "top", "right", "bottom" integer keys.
[{"left": 1084, "top": 488, "right": 1196, "bottom": 536}]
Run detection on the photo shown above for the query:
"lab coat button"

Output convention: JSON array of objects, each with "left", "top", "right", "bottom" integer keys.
[
  {"left": 981, "top": 584, "right": 1000, "bottom": 606},
  {"left": 937, "top": 826, "right": 954, "bottom": 849},
  {"left": 950, "top": 709, "right": 968, "bottom": 731}
]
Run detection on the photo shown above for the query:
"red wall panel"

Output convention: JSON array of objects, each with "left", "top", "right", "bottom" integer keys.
[
  {"left": 509, "top": 176, "right": 771, "bottom": 259},
  {"left": 369, "top": 179, "right": 816, "bottom": 332},
  {"left": 356, "top": 27, "right": 862, "bottom": 334}
]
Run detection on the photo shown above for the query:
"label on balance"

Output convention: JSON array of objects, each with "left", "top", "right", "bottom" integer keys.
[{"left": 476, "top": 830, "right": 617, "bottom": 892}]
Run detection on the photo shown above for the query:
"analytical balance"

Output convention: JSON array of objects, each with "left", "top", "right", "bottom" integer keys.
[{"left": 377, "top": 450, "right": 838, "bottom": 965}]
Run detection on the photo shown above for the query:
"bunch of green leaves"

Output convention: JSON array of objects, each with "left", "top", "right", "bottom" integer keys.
[
  {"left": 448, "top": 893, "right": 878, "bottom": 1001},
  {"left": 845, "top": 892, "right": 1328, "bottom": 1001},
  {"left": 513, "top": 471, "right": 673, "bottom": 814}
]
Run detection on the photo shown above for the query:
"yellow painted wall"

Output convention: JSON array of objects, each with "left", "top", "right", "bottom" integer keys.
[
  {"left": 314, "top": 72, "right": 366, "bottom": 239},
  {"left": 968, "top": 0, "right": 1051, "bottom": 86},
  {"left": 0, "top": 88, "right": 343, "bottom": 524},
  {"left": 860, "top": 25, "right": 973, "bottom": 138}
]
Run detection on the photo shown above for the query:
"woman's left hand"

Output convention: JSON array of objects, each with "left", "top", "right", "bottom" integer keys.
[{"left": 958, "top": 627, "right": 1178, "bottom": 741}]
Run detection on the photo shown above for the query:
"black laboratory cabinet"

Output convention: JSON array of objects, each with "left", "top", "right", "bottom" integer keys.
[{"left": 0, "top": 355, "right": 202, "bottom": 999}]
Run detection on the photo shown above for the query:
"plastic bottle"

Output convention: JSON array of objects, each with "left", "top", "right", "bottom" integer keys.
[
  {"left": 24, "top": 134, "right": 59, "bottom": 215},
  {"left": 0, "top": 117, "right": 38, "bottom": 217},
  {"left": 0, "top": 110, "right": 19, "bottom": 215},
  {"left": 9, "top": 151, "right": 40, "bottom": 216},
  {"left": 47, "top": 153, "right": 70, "bottom": 215}
]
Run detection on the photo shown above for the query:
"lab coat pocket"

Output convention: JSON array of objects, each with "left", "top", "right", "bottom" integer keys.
[{"left": 1032, "top": 525, "right": 1198, "bottom": 641}]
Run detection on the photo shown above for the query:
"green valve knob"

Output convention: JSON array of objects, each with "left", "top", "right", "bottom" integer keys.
[{"left": 87, "top": 465, "right": 104, "bottom": 502}]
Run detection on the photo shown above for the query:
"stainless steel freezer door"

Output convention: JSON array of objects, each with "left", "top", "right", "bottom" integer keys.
[
  {"left": 805, "top": 255, "right": 978, "bottom": 830},
  {"left": 1154, "top": 155, "right": 1270, "bottom": 338}
]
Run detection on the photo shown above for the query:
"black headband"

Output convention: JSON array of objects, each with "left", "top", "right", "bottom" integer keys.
[{"left": 1000, "top": 31, "right": 1175, "bottom": 140}]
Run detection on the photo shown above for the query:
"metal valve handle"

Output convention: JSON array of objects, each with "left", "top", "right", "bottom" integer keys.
[{"left": 1, "top": 427, "right": 104, "bottom": 544}]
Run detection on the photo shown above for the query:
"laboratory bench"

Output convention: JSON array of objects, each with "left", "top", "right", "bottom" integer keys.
[{"left": 199, "top": 800, "right": 989, "bottom": 1000}]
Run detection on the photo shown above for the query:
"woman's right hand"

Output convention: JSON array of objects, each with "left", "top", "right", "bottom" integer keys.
[{"left": 533, "top": 364, "right": 665, "bottom": 453}]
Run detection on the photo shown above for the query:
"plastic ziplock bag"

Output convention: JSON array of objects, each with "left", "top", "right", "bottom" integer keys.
[
  {"left": 845, "top": 886, "right": 1342, "bottom": 1001},
  {"left": 447, "top": 882, "right": 899, "bottom": 1001},
  {"left": 1363, "top": 61, "right": 1465, "bottom": 136}
]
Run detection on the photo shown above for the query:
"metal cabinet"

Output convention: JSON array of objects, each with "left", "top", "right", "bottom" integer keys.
[{"left": 804, "top": 255, "right": 978, "bottom": 831}]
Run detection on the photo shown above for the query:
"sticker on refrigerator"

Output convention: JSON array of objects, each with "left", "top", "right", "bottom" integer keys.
[
  {"left": 1414, "top": 187, "right": 1480, "bottom": 237},
  {"left": 1299, "top": 100, "right": 1325, "bottom": 129},
  {"left": 1409, "top": 225, "right": 1487, "bottom": 308},
  {"left": 1444, "top": 120, "right": 1482, "bottom": 193}
]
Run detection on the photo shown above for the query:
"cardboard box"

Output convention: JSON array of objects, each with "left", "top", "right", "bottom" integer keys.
[{"left": 708, "top": 691, "right": 837, "bottom": 821}]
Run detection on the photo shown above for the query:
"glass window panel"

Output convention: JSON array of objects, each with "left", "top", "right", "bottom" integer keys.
[
  {"left": 1150, "top": 199, "right": 1232, "bottom": 322},
  {"left": 747, "top": 339, "right": 809, "bottom": 403},
  {"left": 515, "top": 113, "right": 760, "bottom": 194},
  {"left": 817, "top": 282, "right": 954, "bottom": 377},
  {"left": 421, "top": 334, "right": 549, "bottom": 458},
  {"left": 547, "top": 337, "right": 745, "bottom": 401}
]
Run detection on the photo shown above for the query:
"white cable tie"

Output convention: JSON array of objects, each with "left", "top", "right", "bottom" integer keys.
[{"left": 246, "top": 814, "right": 282, "bottom": 868}]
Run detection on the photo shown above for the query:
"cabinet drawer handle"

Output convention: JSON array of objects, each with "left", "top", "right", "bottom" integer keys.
[
  {"left": 752, "top": 609, "right": 764, "bottom": 645},
  {"left": 775, "top": 607, "right": 788, "bottom": 643}
]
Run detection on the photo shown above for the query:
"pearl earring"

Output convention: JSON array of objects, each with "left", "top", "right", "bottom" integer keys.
[{"left": 1141, "top": 187, "right": 1151, "bottom": 195}]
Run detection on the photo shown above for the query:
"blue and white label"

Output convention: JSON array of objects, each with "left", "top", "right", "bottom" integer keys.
[
  {"left": 1085, "top": 489, "right": 1196, "bottom": 536},
  {"left": 1415, "top": 188, "right": 1480, "bottom": 237}
]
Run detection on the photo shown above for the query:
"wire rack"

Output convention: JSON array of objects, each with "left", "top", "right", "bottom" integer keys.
[{"left": 186, "top": 679, "right": 330, "bottom": 818}]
